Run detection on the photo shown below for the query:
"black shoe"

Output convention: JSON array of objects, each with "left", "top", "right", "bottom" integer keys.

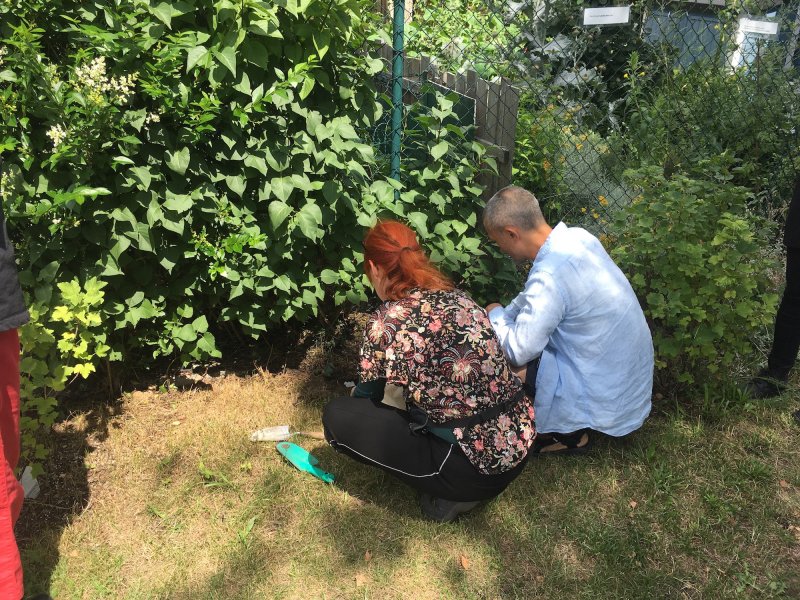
[
  {"left": 419, "top": 493, "right": 480, "bottom": 523},
  {"left": 743, "top": 372, "right": 786, "bottom": 400},
  {"left": 531, "top": 429, "right": 591, "bottom": 456}
]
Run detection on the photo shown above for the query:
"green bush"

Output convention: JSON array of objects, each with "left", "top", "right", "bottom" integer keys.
[
  {"left": 366, "top": 90, "right": 520, "bottom": 304},
  {"left": 512, "top": 97, "right": 635, "bottom": 229},
  {"left": 610, "top": 156, "right": 779, "bottom": 387},
  {"left": 1, "top": 0, "right": 384, "bottom": 366},
  {"left": 512, "top": 99, "right": 568, "bottom": 212},
  {"left": 19, "top": 277, "right": 109, "bottom": 475},
  {"left": 404, "top": 0, "right": 518, "bottom": 78},
  {"left": 390, "top": 91, "right": 520, "bottom": 304}
]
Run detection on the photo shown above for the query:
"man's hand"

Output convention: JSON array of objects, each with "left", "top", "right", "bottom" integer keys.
[{"left": 485, "top": 302, "right": 502, "bottom": 314}]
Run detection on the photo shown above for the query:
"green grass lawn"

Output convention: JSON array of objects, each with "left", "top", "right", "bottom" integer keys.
[{"left": 16, "top": 345, "right": 800, "bottom": 599}]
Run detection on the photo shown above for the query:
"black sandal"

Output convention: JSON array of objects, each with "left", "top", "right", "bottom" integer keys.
[{"left": 531, "top": 429, "right": 591, "bottom": 456}]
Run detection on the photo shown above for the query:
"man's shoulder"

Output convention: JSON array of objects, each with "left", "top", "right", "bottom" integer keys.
[
  {"left": 536, "top": 225, "right": 601, "bottom": 270},
  {"left": 554, "top": 226, "right": 610, "bottom": 263},
  {"left": 557, "top": 224, "right": 600, "bottom": 246},
  {"left": 534, "top": 225, "right": 628, "bottom": 299}
]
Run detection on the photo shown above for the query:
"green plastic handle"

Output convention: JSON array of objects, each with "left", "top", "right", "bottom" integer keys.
[{"left": 276, "top": 441, "right": 335, "bottom": 484}]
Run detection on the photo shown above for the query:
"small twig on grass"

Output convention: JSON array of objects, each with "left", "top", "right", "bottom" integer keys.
[{"left": 255, "top": 363, "right": 270, "bottom": 385}]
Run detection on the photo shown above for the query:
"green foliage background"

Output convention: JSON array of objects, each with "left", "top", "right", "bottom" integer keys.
[{"left": 2, "top": 0, "right": 388, "bottom": 360}]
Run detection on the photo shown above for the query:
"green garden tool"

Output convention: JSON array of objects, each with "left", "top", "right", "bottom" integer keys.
[{"left": 276, "top": 441, "right": 335, "bottom": 484}]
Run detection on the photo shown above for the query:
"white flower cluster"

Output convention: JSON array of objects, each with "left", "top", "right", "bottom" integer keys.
[
  {"left": 45, "top": 63, "right": 60, "bottom": 85},
  {"left": 74, "top": 56, "right": 137, "bottom": 104},
  {"left": 0, "top": 171, "right": 11, "bottom": 201},
  {"left": 47, "top": 124, "right": 67, "bottom": 148},
  {"left": 144, "top": 112, "right": 161, "bottom": 125},
  {"left": 0, "top": 46, "right": 7, "bottom": 66}
]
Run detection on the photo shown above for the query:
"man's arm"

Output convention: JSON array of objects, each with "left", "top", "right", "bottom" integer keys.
[{"left": 487, "top": 271, "right": 565, "bottom": 367}]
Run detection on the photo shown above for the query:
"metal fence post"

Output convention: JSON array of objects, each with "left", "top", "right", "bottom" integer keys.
[{"left": 391, "top": 0, "right": 405, "bottom": 200}]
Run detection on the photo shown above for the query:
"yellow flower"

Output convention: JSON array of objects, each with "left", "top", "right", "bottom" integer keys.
[
  {"left": 623, "top": 73, "right": 629, "bottom": 79},
  {"left": 598, "top": 195, "right": 608, "bottom": 206},
  {"left": 592, "top": 211, "right": 600, "bottom": 219},
  {"left": 575, "top": 143, "right": 583, "bottom": 151},
  {"left": 580, "top": 207, "right": 587, "bottom": 214},
  {"left": 542, "top": 160, "right": 551, "bottom": 171}
]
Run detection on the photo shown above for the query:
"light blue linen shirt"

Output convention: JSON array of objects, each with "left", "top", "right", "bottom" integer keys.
[{"left": 488, "top": 222, "right": 653, "bottom": 436}]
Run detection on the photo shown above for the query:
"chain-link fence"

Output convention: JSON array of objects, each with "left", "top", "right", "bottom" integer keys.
[{"left": 373, "top": 0, "right": 800, "bottom": 232}]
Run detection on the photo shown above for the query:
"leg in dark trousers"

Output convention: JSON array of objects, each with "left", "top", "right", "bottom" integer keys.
[
  {"left": 747, "top": 177, "right": 800, "bottom": 415},
  {"left": 322, "top": 396, "right": 526, "bottom": 502},
  {"left": 767, "top": 247, "right": 800, "bottom": 379},
  {"left": 747, "top": 246, "right": 800, "bottom": 399}
]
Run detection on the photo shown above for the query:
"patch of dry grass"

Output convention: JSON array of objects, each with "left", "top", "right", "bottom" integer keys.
[{"left": 17, "top": 330, "right": 800, "bottom": 599}]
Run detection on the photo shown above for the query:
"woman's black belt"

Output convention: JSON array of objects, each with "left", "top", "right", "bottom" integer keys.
[{"left": 408, "top": 389, "right": 528, "bottom": 444}]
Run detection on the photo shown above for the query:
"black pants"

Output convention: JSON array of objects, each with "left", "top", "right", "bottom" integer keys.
[
  {"left": 768, "top": 247, "right": 800, "bottom": 379},
  {"left": 322, "top": 396, "right": 527, "bottom": 502}
]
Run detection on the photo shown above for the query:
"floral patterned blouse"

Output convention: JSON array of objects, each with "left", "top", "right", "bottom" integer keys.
[{"left": 358, "top": 288, "right": 536, "bottom": 475}]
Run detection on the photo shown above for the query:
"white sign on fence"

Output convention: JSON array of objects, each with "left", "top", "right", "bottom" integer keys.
[
  {"left": 739, "top": 18, "right": 779, "bottom": 37},
  {"left": 583, "top": 6, "right": 631, "bottom": 26}
]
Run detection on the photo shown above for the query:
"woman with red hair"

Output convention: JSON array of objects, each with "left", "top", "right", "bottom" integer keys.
[{"left": 323, "top": 220, "right": 536, "bottom": 522}]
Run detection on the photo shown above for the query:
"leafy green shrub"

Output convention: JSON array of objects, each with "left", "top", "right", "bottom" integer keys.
[
  {"left": 512, "top": 99, "right": 568, "bottom": 209},
  {"left": 374, "top": 90, "right": 521, "bottom": 304},
  {"left": 1, "top": 0, "right": 384, "bottom": 367},
  {"left": 404, "top": 0, "right": 518, "bottom": 78},
  {"left": 0, "top": 2, "right": 520, "bottom": 469},
  {"left": 610, "top": 156, "right": 779, "bottom": 387},
  {"left": 19, "top": 277, "right": 109, "bottom": 475}
]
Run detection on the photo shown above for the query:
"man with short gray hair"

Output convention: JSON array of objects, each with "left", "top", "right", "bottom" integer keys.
[{"left": 484, "top": 186, "right": 653, "bottom": 454}]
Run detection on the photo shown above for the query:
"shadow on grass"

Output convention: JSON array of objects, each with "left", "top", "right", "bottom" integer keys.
[
  {"left": 159, "top": 449, "right": 420, "bottom": 598},
  {"left": 116, "top": 373, "right": 800, "bottom": 597},
  {"left": 16, "top": 313, "right": 362, "bottom": 598},
  {"left": 17, "top": 398, "right": 122, "bottom": 597},
  {"left": 157, "top": 443, "right": 612, "bottom": 598}
]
